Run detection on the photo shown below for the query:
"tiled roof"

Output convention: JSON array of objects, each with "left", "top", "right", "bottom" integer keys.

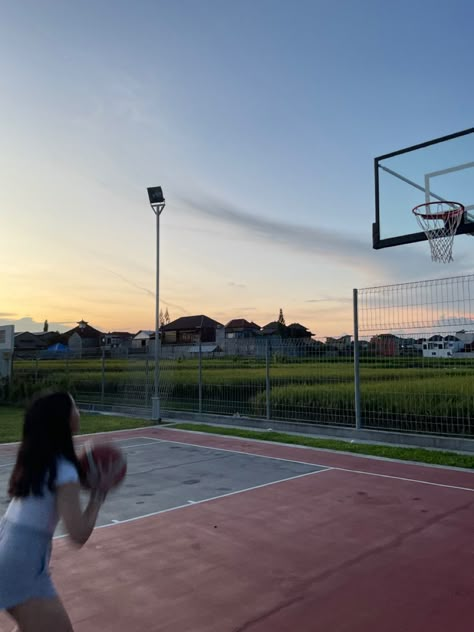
[
  {"left": 162, "top": 315, "right": 223, "bottom": 331},
  {"left": 225, "top": 319, "right": 261, "bottom": 330}
]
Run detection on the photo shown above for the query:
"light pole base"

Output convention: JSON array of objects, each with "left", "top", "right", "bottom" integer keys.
[{"left": 151, "top": 397, "right": 161, "bottom": 422}]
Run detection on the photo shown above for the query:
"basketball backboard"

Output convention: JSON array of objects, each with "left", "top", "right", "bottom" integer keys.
[{"left": 373, "top": 127, "right": 474, "bottom": 250}]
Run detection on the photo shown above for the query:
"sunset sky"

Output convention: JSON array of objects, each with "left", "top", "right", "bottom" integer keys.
[{"left": 1, "top": 1, "right": 473, "bottom": 338}]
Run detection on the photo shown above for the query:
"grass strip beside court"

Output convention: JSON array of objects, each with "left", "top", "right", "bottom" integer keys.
[
  {"left": 0, "top": 406, "right": 151, "bottom": 443},
  {"left": 171, "top": 423, "right": 474, "bottom": 469}
]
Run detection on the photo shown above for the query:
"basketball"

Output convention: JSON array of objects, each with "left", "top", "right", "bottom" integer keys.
[{"left": 79, "top": 441, "right": 127, "bottom": 491}]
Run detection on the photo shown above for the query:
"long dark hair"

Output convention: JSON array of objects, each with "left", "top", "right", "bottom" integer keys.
[{"left": 9, "top": 390, "right": 81, "bottom": 497}]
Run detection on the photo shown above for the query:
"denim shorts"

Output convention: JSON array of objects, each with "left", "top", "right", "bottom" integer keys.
[{"left": 0, "top": 518, "right": 57, "bottom": 610}]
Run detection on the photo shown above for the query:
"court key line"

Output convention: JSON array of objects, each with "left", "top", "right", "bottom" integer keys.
[
  {"left": 135, "top": 435, "right": 474, "bottom": 492},
  {"left": 53, "top": 467, "right": 330, "bottom": 539},
  {"left": 122, "top": 435, "right": 330, "bottom": 468},
  {"left": 163, "top": 425, "right": 474, "bottom": 473}
]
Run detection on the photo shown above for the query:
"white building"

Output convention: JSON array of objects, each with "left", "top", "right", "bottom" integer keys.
[
  {"left": 131, "top": 330, "right": 155, "bottom": 351},
  {"left": 422, "top": 332, "right": 474, "bottom": 358}
]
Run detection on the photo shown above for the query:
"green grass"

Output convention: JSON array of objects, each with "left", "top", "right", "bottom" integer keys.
[
  {"left": 0, "top": 405, "right": 150, "bottom": 443},
  {"left": 172, "top": 423, "right": 474, "bottom": 469}
]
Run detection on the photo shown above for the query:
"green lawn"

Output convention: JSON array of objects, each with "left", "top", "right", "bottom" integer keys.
[
  {"left": 172, "top": 423, "right": 474, "bottom": 469},
  {"left": 0, "top": 405, "right": 151, "bottom": 443}
]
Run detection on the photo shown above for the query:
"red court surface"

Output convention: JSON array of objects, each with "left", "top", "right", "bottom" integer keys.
[{"left": 1, "top": 427, "right": 473, "bottom": 631}]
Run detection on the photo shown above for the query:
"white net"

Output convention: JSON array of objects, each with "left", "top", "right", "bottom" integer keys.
[{"left": 413, "top": 202, "right": 464, "bottom": 263}]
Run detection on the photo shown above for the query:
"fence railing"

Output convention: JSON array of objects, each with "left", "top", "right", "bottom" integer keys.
[{"left": 3, "top": 273, "right": 474, "bottom": 439}]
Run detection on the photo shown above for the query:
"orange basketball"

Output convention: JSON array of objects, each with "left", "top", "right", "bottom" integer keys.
[{"left": 78, "top": 441, "right": 127, "bottom": 491}]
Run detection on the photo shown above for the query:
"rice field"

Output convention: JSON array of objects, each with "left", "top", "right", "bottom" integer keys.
[{"left": 6, "top": 356, "right": 474, "bottom": 436}]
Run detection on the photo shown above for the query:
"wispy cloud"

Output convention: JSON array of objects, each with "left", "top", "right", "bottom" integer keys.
[
  {"left": 103, "top": 267, "right": 155, "bottom": 298},
  {"left": 178, "top": 193, "right": 432, "bottom": 280},
  {"left": 228, "top": 281, "right": 246, "bottom": 288},
  {"left": 101, "top": 267, "right": 187, "bottom": 314}
]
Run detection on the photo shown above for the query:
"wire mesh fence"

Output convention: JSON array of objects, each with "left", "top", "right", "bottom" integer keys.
[
  {"left": 357, "top": 274, "right": 474, "bottom": 437},
  {"left": 6, "top": 339, "right": 357, "bottom": 427},
  {"left": 8, "top": 354, "right": 179, "bottom": 413},
  {"left": 4, "top": 273, "right": 474, "bottom": 439}
]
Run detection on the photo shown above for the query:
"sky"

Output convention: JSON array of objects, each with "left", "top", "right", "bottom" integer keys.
[{"left": 1, "top": 0, "right": 473, "bottom": 338}]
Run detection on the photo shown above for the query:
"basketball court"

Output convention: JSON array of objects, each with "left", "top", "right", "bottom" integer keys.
[
  {"left": 0, "top": 426, "right": 472, "bottom": 631},
  {"left": 0, "top": 128, "right": 473, "bottom": 630}
]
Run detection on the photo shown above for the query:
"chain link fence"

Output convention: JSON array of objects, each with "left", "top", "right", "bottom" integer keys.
[{"left": 4, "top": 273, "right": 474, "bottom": 439}]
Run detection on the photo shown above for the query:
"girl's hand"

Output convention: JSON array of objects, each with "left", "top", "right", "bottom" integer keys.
[{"left": 83, "top": 441, "right": 124, "bottom": 493}]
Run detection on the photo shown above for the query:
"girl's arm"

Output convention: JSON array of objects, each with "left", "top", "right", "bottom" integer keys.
[{"left": 57, "top": 483, "right": 106, "bottom": 547}]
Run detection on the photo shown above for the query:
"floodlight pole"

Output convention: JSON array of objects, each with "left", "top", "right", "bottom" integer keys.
[{"left": 147, "top": 187, "right": 166, "bottom": 422}]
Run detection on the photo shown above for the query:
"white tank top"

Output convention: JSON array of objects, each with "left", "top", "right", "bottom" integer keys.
[{"left": 5, "top": 457, "right": 79, "bottom": 535}]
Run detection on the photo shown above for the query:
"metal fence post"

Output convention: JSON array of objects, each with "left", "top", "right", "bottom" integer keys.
[
  {"left": 265, "top": 339, "right": 271, "bottom": 420},
  {"left": 353, "top": 288, "right": 362, "bottom": 430},
  {"left": 198, "top": 337, "right": 203, "bottom": 414},
  {"left": 101, "top": 349, "right": 105, "bottom": 405},
  {"left": 145, "top": 357, "right": 149, "bottom": 406}
]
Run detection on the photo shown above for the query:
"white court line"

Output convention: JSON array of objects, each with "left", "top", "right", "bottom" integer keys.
[
  {"left": 332, "top": 467, "right": 474, "bottom": 493},
  {"left": 0, "top": 424, "right": 160, "bottom": 448},
  {"left": 53, "top": 468, "right": 329, "bottom": 539},
  {"left": 163, "top": 426, "right": 474, "bottom": 472},
  {"left": 127, "top": 435, "right": 327, "bottom": 468},
  {"left": 130, "top": 435, "right": 474, "bottom": 492},
  {"left": 111, "top": 440, "right": 161, "bottom": 450},
  {"left": 0, "top": 440, "right": 162, "bottom": 469}
]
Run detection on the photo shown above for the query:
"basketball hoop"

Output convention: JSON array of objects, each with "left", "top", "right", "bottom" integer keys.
[{"left": 412, "top": 201, "right": 464, "bottom": 263}]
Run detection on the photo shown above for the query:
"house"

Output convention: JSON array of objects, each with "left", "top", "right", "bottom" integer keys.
[
  {"left": 421, "top": 333, "right": 474, "bottom": 358},
  {"left": 287, "top": 323, "right": 313, "bottom": 339},
  {"left": 225, "top": 319, "right": 261, "bottom": 339},
  {"left": 161, "top": 315, "right": 224, "bottom": 345},
  {"left": 262, "top": 321, "right": 314, "bottom": 341},
  {"left": 453, "top": 330, "right": 474, "bottom": 348},
  {"left": 131, "top": 330, "right": 155, "bottom": 352},
  {"left": 37, "top": 331, "right": 62, "bottom": 347},
  {"left": 261, "top": 321, "right": 281, "bottom": 338},
  {"left": 415, "top": 338, "right": 427, "bottom": 352},
  {"left": 326, "top": 335, "right": 351, "bottom": 349},
  {"left": 399, "top": 337, "right": 419, "bottom": 355},
  {"left": 352, "top": 339, "right": 370, "bottom": 353},
  {"left": 369, "top": 333, "right": 404, "bottom": 356},
  {"left": 101, "top": 332, "right": 134, "bottom": 353},
  {"left": 14, "top": 332, "right": 47, "bottom": 358},
  {"left": 325, "top": 335, "right": 351, "bottom": 356},
  {"left": 64, "top": 320, "right": 103, "bottom": 357}
]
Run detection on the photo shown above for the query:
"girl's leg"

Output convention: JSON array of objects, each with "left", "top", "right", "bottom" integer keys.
[{"left": 7, "top": 597, "right": 73, "bottom": 632}]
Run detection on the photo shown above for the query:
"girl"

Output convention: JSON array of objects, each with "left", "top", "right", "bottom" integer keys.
[{"left": 0, "top": 391, "right": 119, "bottom": 631}]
